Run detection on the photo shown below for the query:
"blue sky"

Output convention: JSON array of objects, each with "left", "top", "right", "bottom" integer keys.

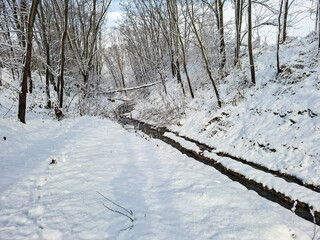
[
  {"left": 107, "top": 0, "right": 122, "bottom": 27},
  {"left": 107, "top": 0, "right": 123, "bottom": 27}
]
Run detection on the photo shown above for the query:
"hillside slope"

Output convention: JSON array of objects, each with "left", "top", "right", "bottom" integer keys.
[
  {"left": 0, "top": 33, "right": 319, "bottom": 190},
  {"left": 132, "top": 33, "right": 320, "bottom": 188}
]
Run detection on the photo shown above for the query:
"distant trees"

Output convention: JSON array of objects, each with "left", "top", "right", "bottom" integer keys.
[
  {"left": 119, "top": 0, "right": 170, "bottom": 94},
  {"left": 233, "top": 0, "right": 244, "bottom": 67},
  {"left": 54, "top": 0, "right": 69, "bottom": 108},
  {"left": 202, "top": 0, "right": 226, "bottom": 73},
  {"left": 0, "top": 0, "right": 111, "bottom": 123},
  {"left": 104, "top": 37, "right": 127, "bottom": 94},
  {"left": 0, "top": 0, "right": 26, "bottom": 83},
  {"left": 116, "top": 0, "right": 305, "bottom": 107},
  {"left": 168, "top": 0, "right": 194, "bottom": 98},
  {"left": 276, "top": 0, "right": 297, "bottom": 74},
  {"left": 38, "top": 0, "right": 54, "bottom": 108},
  {"left": 0, "top": 0, "right": 318, "bottom": 122},
  {"left": 67, "top": 0, "right": 111, "bottom": 87},
  {"left": 185, "top": 0, "right": 222, "bottom": 106}
]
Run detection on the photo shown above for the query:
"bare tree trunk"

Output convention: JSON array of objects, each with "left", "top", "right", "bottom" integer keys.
[
  {"left": 202, "top": 0, "right": 226, "bottom": 72},
  {"left": 247, "top": 0, "right": 256, "bottom": 85},
  {"left": 120, "top": 73, "right": 127, "bottom": 96},
  {"left": 12, "top": 0, "right": 31, "bottom": 91},
  {"left": 28, "top": 69, "right": 32, "bottom": 93},
  {"left": 167, "top": 0, "right": 187, "bottom": 96},
  {"left": 82, "top": 73, "right": 89, "bottom": 87},
  {"left": 18, "top": 0, "right": 39, "bottom": 123},
  {"left": 234, "top": 0, "right": 244, "bottom": 66},
  {"left": 58, "top": 0, "right": 69, "bottom": 108},
  {"left": 317, "top": 0, "right": 320, "bottom": 51},
  {"left": 170, "top": 51, "right": 176, "bottom": 78},
  {"left": 281, "top": 0, "right": 289, "bottom": 43},
  {"left": 168, "top": 0, "right": 193, "bottom": 98},
  {"left": 167, "top": 0, "right": 177, "bottom": 79},
  {"left": 174, "top": 35, "right": 185, "bottom": 96},
  {"left": 21, "top": 0, "right": 33, "bottom": 94},
  {"left": 175, "top": 60, "right": 186, "bottom": 96},
  {"left": 178, "top": 33, "right": 193, "bottom": 98},
  {"left": 277, "top": 0, "right": 284, "bottom": 75},
  {"left": 186, "top": 0, "right": 221, "bottom": 106},
  {"left": 0, "top": 62, "right": 2, "bottom": 86},
  {"left": 20, "top": 0, "right": 28, "bottom": 48},
  {"left": 217, "top": 0, "right": 226, "bottom": 71},
  {"left": 39, "top": 0, "right": 52, "bottom": 108}
]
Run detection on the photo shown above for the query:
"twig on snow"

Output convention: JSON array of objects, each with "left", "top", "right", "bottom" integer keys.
[
  {"left": 102, "top": 204, "right": 135, "bottom": 222},
  {"left": 97, "top": 191, "right": 133, "bottom": 216},
  {"left": 97, "top": 191, "right": 134, "bottom": 222},
  {"left": 120, "top": 224, "right": 134, "bottom": 232}
]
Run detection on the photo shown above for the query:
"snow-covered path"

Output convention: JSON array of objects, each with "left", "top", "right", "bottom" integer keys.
[{"left": 0, "top": 116, "right": 318, "bottom": 239}]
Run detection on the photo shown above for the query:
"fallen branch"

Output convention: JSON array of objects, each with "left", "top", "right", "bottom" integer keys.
[
  {"left": 120, "top": 224, "right": 134, "bottom": 232},
  {"left": 97, "top": 191, "right": 134, "bottom": 222},
  {"left": 102, "top": 204, "right": 135, "bottom": 222},
  {"left": 97, "top": 191, "right": 133, "bottom": 215},
  {"left": 95, "top": 81, "right": 161, "bottom": 95}
]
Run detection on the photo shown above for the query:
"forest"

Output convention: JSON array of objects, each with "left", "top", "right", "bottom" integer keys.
[
  {"left": 1, "top": 0, "right": 320, "bottom": 239},
  {"left": 0, "top": 0, "right": 318, "bottom": 122}
]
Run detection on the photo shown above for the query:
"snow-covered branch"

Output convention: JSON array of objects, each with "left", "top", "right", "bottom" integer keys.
[{"left": 95, "top": 81, "right": 162, "bottom": 95}]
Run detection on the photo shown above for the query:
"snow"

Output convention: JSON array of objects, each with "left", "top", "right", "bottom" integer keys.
[
  {"left": 0, "top": 11, "right": 319, "bottom": 240},
  {"left": 162, "top": 123, "right": 320, "bottom": 212},
  {"left": 28, "top": 206, "right": 45, "bottom": 219},
  {"left": 204, "top": 151, "right": 320, "bottom": 211},
  {"left": 0, "top": 116, "right": 318, "bottom": 239},
  {"left": 161, "top": 33, "right": 320, "bottom": 188},
  {"left": 164, "top": 132, "right": 201, "bottom": 153}
]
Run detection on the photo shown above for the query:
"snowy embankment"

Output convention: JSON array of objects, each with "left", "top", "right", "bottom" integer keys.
[
  {"left": 132, "top": 33, "right": 320, "bottom": 189},
  {"left": 125, "top": 118, "right": 320, "bottom": 224},
  {"left": 0, "top": 116, "right": 318, "bottom": 239}
]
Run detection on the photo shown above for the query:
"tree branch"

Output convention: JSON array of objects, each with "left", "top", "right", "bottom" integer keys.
[{"left": 95, "top": 81, "right": 161, "bottom": 95}]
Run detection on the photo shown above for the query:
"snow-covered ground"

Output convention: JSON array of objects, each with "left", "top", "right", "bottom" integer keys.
[
  {"left": 132, "top": 33, "right": 320, "bottom": 189},
  {"left": 0, "top": 116, "right": 319, "bottom": 239},
  {"left": 0, "top": 17, "right": 319, "bottom": 240}
]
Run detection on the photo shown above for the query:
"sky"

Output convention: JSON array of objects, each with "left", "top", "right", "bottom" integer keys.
[
  {"left": 105, "top": 0, "right": 317, "bottom": 42},
  {"left": 107, "top": 0, "right": 123, "bottom": 27}
]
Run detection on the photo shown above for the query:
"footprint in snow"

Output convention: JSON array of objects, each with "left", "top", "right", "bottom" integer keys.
[
  {"left": 41, "top": 228, "right": 63, "bottom": 240},
  {"left": 28, "top": 205, "right": 45, "bottom": 219},
  {"left": 37, "top": 177, "right": 47, "bottom": 188}
]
